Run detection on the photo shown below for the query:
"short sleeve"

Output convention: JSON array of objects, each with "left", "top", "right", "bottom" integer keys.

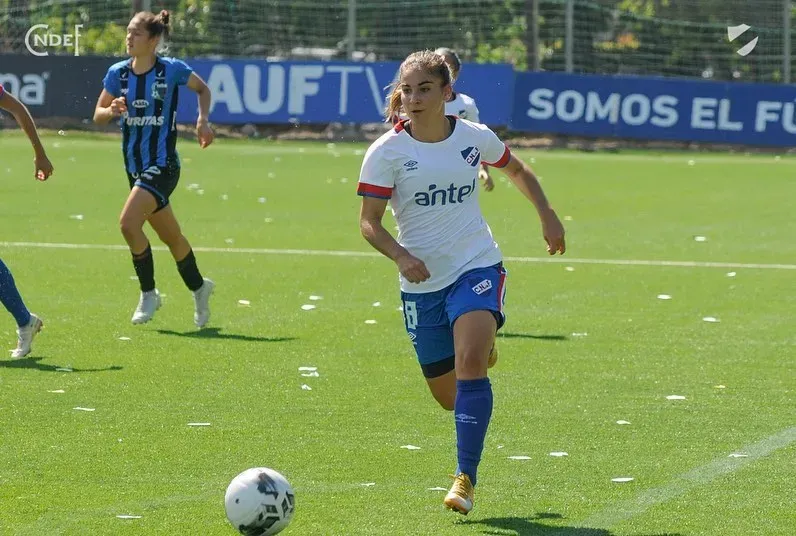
[
  {"left": 357, "top": 143, "right": 395, "bottom": 199},
  {"left": 467, "top": 100, "right": 480, "bottom": 123},
  {"left": 102, "top": 68, "right": 120, "bottom": 97},
  {"left": 480, "top": 126, "right": 511, "bottom": 168},
  {"left": 172, "top": 59, "right": 194, "bottom": 86}
]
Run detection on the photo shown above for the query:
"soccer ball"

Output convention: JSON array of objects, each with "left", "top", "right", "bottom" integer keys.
[{"left": 224, "top": 467, "right": 296, "bottom": 535}]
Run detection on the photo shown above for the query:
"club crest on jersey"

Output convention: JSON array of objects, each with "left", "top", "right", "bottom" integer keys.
[
  {"left": 472, "top": 279, "right": 492, "bottom": 295},
  {"left": 151, "top": 81, "right": 167, "bottom": 100},
  {"left": 461, "top": 146, "right": 481, "bottom": 167},
  {"left": 132, "top": 99, "right": 149, "bottom": 109},
  {"left": 403, "top": 160, "right": 418, "bottom": 171}
]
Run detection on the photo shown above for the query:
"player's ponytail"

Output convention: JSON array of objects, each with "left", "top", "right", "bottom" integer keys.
[
  {"left": 384, "top": 85, "right": 402, "bottom": 123},
  {"left": 155, "top": 10, "right": 171, "bottom": 40}
]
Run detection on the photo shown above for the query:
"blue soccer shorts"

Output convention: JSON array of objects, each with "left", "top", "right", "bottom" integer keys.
[{"left": 400, "top": 262, "right": 507, "bottom": 378}]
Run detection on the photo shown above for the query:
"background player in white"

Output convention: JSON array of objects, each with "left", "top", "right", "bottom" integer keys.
[
  {"left": 435, "top": 47, "right": 494, "bottom": 192},
  {"left": 358, "top": 50, "right": 565, "bottom": 515},
  {"left": 0, "top": 85, "right": 53, "bottom": 358}
]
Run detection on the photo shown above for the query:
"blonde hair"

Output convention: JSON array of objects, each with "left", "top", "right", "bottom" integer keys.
[{"left": 384, "top": 50, "right": 452, "bottom": 122}]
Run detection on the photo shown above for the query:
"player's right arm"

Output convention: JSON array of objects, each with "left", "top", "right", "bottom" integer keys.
[
  {"left": 93, "top": 89, "right": 127, "bottom": 125},
  {"left": 357, "top": 142, "right": 429, "bottom": 283},
  {"left": 359, "top": 197, "right": 430, "bottom": 284},
  {"left": 0, "top": 88, "right": 54, "bottom": 180}
]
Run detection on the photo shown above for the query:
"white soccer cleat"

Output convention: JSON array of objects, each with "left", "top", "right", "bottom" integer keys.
[
  {"left": 11, "top": 313, "right": 43, "bottom": 359},
  {"left": 193, "top": 278, "right": 215, "bottom": 328},
  {"left": 131, "top": 289, "right": 161, "bottom": 324}
]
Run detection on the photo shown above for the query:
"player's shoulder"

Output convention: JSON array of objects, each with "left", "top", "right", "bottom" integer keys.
[
  {"left": 106, "top": 58, "right": 131, "bottom": 75},
  {"left": 367, "top": 122, "right": 410, "bottom": 154},
  {"left": 158, "top": 56, "right": 186, "bottom": 66},
  {"left": 458, "top": 92, "right": 477, "bottom": 106},
  {"left": 456, "top": 116, "right": 492, "bottom": 135}
]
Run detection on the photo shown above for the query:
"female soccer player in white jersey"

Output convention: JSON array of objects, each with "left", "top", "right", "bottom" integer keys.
[
  {"left": 0, "top": 85, "right": 53, "bottom": 358},
  {"left": 435, "top": 47, "right": 494, "bottom": 192},
  {"left": 358, "top": 50, "right": 565, "bottom": 515},
  {"left": 93, "top": 10, "right": 215, "bottom": 327}
]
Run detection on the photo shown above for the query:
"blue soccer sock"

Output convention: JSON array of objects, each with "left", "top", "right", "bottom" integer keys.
[
  {"left": 454, "top": 377, "right": 493, "bottom": 487},
  {"left": 0, "top": 258, "right": 31, "bottom": 327}
]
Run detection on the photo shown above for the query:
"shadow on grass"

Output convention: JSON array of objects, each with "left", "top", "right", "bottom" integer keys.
[
  {"left": 156, "top": 327, "right": 296, "bottom": 343},
  {"left": 461, "top": 514, "right": 685, "bottom": 536},
  {"left": 498, "top": 333, "right": 568, "bottom": 341},
  {"left": 0, "top": 356, "right": 123, "bottom": 373}
]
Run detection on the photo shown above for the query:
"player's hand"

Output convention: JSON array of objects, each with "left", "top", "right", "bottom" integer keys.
[
  {"left": 109, "top": 97, "right": 127, "bottom": 117},
  {"left": 541, "top": 208, "right": 565, "bottom": 255},
  {"left": 479, "top": 168, "right": 494, "bottom": 192},
  {"left": 34, "top": 153, "right": 53, "bottom": 181},
  {"left": 396, "top": 252, "right": 430, "bottom": 283},
  {"left": 197, "top": 120, "right": 214, "bottom": 148}
]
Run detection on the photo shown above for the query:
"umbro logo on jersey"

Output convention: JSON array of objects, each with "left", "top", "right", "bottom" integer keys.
[
  {"left": 472, "top": 279, "right": 492, "bottom": 295},
  {"left": 404, "top": 160, "right": 418, "bottom": 171},
  {"left": 458, "top": 109, "right": 467, "bottom": 118},
  {"left": 407, "top": 332, "right": 417, "bottom": 345},
  {"left": 461, "top": 146, "right": 481, "bottom": 167}
]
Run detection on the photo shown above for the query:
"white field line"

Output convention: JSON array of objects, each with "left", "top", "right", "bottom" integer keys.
[
  {"left": 1, "top": 241, "right": 796, "bottom": 270},
  {"left": 573, "top": 426, "right": 796, "bottom": 531}
]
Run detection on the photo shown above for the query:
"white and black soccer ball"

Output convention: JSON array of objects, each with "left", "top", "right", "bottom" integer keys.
[{"left": 225, "top": 467, "right": 296, "bottom": 535}]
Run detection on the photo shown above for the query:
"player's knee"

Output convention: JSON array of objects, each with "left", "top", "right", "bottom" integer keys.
[
  {"left": 156, "top": 228, "right": 181, "bottom": 247},
  {"left": 119, "top": 216, "right": 142, "bottom": 238},
  {"left": 456, "top": 348, "right": 489, "bottom": 377}
]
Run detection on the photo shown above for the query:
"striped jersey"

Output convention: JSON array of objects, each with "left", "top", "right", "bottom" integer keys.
[{"left": 102, "top": 57, "right": 193, "bottom": 174}]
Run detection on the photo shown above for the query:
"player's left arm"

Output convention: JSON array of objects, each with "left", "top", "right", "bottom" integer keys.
[
  {"left": 186, "top": 72, "right": 214, "bottom": 148},
  {"left": 0, "top": 90, "right": 53, "bottom": 180},
  {"left": 502, "top": 154, "right": 565, "bottom": 255}
]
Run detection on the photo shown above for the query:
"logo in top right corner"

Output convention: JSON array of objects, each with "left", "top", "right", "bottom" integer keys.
[
  {"left": 727, "top": 24, "right": 758, "bottom": 57},
  {"left": 460, "top": 146, "right": 481, "bottom": 167}
]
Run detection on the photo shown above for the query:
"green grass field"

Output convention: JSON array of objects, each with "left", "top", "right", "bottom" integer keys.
[{"left": 0, "top": 131, "right": 794, "bottom": 535}]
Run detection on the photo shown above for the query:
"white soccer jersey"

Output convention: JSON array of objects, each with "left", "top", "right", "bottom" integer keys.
[
  {"left": 445, "top": 92, "right": 480, "bottom": 123},
  {"left": 358, "top": 117, "right": 511, "bottom": 293}
]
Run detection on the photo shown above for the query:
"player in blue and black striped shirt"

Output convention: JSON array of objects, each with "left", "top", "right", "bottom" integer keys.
[{"left": 94, "top": 10, "right": 215, "bottom": 328}]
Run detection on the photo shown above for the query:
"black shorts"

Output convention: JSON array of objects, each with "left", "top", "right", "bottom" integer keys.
[{"left": 127, "top": 162, "right": 181, "bottom": 212}]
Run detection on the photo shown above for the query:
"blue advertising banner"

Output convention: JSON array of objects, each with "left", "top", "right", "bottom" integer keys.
[
  {"left": 510, "top": 71, "right": 796, "bottom": 147},
  {"left": 175, "top": 59, "right": 513, "bottom": 125}
]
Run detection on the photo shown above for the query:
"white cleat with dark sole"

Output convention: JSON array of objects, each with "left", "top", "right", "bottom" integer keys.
[
  {"left": 193, "top": 278, "right": 215, "bottom": 328},
  {"left": 131, "top": 289, "right": 161, "bottom": 324}
]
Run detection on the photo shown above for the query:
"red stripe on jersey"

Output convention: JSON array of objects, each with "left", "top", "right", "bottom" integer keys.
[
  {"left": 357, "top": 182, "right": 393, "bottom": 199},
  {"left": 484, "top": 145, "right": 511, "bottom": 168},
  {"left": 0, "top": 85, "right": 5, "bottom": 98},
  {"left": 393, "top": 120, "right": 407, "bottom": 133},
  {"left": 496, "top": 268, "right": 507, "bottom": 312}
]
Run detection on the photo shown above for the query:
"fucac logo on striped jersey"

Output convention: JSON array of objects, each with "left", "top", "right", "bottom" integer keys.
[{"left": 460, "top": 146, "right": 481, "bottom": 167}]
